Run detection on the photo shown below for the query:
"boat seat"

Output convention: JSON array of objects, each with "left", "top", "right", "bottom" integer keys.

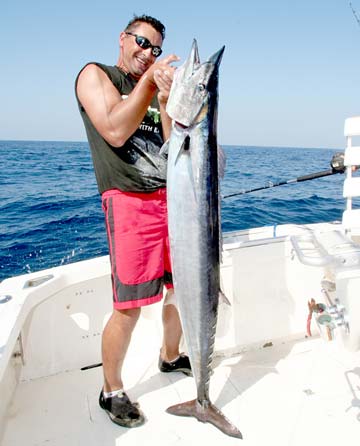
[{"left": 342, "top": 116, "right": 360, "bottom": 239}]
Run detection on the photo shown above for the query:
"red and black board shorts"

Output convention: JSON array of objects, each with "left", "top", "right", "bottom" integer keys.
[{"left": 102, "top": 188, "right": 173, "bottom": 310}]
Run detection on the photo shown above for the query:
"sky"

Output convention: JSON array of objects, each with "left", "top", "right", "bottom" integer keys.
[{"left": 2, "top": 0, "right": 360, "bottom": 148}]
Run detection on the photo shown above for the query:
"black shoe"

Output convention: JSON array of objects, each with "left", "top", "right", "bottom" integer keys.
[
  {"left": 99, "top": 390, "right": 145, "bottom": 428},
  {"left": 158, "top": 353, "right": 192, "bottom": 376}
]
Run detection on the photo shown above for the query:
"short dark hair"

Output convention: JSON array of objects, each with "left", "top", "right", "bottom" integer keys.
[{"left": 125, "top": 14, "right": 166, "bottom": 40}]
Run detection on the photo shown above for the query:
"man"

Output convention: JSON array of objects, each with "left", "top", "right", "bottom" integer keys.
[{"left": 75, "top": 14, "right": 191, "bottom": 428}]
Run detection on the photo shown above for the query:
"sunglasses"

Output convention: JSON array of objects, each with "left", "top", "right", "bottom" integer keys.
[{"left": 125, "top": 32, "right": 162, "bottom": 57}]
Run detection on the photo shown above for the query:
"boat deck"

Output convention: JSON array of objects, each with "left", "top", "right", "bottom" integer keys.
[{"left": 2, "top": 336, "right": 360, "bottom": 446}]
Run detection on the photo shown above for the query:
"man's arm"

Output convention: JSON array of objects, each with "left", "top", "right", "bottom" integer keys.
[
  {"left": 153, "top": 66, "right": 178, "bottom": 141},
  {"left": 153, "top": 55, "right": 180, "bottom": 141},
  {"left": 76, "top": 56, "right": 179, "bottom": 148},
  {"left": 76, "top": 64, "right": 156, "bottom": 147}
]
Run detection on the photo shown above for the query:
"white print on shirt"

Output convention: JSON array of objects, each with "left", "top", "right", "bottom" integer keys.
[{"left": 139, "top": 124, "right": 160, "bottom": 133}]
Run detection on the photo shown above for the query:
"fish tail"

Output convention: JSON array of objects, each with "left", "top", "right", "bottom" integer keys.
[{"left": 166, "top": 399, "right": 243, "bottom": 439}]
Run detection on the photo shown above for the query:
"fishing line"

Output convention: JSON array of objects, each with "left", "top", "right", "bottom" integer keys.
[
  {"left": 350, "top": 2, "right": 360, "bottom": 28},
  {"left": 223, "top": 152, "right": 345, "bottom": 199}
]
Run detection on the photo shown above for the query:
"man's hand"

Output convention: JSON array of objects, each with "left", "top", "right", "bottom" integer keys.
[
  {"left": 144, "top": 54, "right": 180, "bottom": 141},
  {"left": 151, "top": 54, "right": 180, "bottom": 106}
]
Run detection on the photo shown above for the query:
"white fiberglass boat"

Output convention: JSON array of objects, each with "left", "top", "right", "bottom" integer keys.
[{"left": 1, "top": 117, "right": 360, "bottom": 445}]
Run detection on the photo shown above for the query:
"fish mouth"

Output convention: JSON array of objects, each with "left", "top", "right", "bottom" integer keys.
[{"left": 174, "top": 121, "right": 189, "bottom": 129}]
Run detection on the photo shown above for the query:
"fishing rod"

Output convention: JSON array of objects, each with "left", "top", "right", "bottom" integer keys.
[{"left": 223, "top": 152, "right": 346, "bottom": 199}]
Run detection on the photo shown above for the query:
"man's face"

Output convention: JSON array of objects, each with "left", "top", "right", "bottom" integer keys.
[{"left": 120, "top": 23, "right": 163, "bottom": 78}]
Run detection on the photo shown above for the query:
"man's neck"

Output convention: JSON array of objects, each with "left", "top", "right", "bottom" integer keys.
[{"left": 116, "top": 61, "right": 140, "bottom": 81}]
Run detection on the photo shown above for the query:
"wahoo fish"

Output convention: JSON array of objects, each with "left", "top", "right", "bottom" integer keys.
[{"left": 165, "top": 40, "right": 243, "bottom": 439}]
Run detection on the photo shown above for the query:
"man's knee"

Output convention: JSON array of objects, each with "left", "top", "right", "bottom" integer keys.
[{"left": 110, "top": 307, "right": 141, "bottom": 326}]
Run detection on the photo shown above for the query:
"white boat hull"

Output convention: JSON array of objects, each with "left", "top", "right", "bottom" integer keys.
[{"left": 1, "top": 221, "right": 360, "bottom": 444}]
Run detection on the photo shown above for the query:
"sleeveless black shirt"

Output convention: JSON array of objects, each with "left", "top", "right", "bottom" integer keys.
[{"left": 75, "top": 63, "right": 167, "bottom": 194}]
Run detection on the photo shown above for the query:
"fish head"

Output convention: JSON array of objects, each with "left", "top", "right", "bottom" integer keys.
[{"left": 166, "top": 40, "right": 225, "bottom": 128}]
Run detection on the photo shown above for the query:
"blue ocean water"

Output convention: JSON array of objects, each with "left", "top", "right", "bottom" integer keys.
[{"left": 0, "top": 140, "right": 347, "bottom": 282}]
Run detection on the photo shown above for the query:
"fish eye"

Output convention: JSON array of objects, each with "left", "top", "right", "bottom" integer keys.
[{"left": 197, "top": 83, "right": 206, "bottom": 92}]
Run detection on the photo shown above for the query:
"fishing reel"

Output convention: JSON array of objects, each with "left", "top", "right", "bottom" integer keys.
[{"left": 330, "top": 152, "right": 345, "bottom": 173}]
